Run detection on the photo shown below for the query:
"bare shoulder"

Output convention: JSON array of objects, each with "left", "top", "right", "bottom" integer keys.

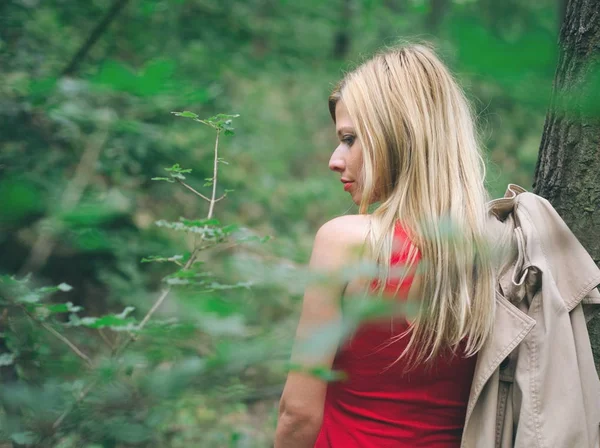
[
  {"left": 316, "top": 214, "right": 370, "bottom": 245},
  {"left": 311, "top": 215, "right": 370, "bottom": 270}
]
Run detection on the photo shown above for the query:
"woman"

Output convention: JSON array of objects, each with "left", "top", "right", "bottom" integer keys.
[{"left": 275, "top": 44, "right": 495, "bottom": 447}]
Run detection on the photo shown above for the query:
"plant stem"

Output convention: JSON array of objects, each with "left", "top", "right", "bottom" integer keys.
[
  {"left": 19, "top": 306, "right": 93, "bottom": 367},
  {"left": 53, "top": 381, "right": 96, "bottom": 429},
  {"left": 177, "top": 179, "right": 211, "bottom": 202},
  {"left": 43, "top": 321, "right": 93, "bottom": 367},
  {"left": 207, "top": 130, "right": 220, "bottom": 219},
  {"left": 98, "top": 328, "right": 115, "bottom": 351}
]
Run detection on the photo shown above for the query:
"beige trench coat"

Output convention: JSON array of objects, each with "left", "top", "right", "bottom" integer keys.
[{"left": 461, "top": 185, "right": 600, "bottom": 448}]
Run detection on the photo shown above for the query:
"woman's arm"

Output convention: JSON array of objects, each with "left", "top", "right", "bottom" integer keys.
[{"left": 275, "top": 216, "right": 367, "bottom": 448}]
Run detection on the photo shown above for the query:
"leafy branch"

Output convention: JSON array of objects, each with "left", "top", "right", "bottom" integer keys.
[
  {"left": 51, "top": 111, "right": 241, "bottom": 431},
  {"left": 0, "top": 278, "right": 95, "bottom": 368}
]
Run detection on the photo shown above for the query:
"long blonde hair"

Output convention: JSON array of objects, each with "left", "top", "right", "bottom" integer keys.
[{"left": 329, "top": 43, "right": 495, "bottom": 365}]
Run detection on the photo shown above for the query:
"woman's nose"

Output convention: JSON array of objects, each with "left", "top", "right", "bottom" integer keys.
[{"left": 329, "top": 147, "right": 345, "bottom": 172}]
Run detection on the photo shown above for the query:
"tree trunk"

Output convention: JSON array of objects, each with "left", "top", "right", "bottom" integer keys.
[
  {"left": 533, "top": 0, "right": 600, "bottom": 369},
  {"left": 62, "top": 0, "right": 131, "bottom": 76},
  {"left": 332, "top": 0, "right": 353, "bottom": 59}
]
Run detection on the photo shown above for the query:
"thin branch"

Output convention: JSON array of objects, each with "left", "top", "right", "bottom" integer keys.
[
  {"left": 113, "top": 287, "right": 171, "bottom": 357},
  {"left": 53, "top": 381, "right": 96, "bottom": 429},
  {"left": 42, "top": 321, "right": 93, "bottom": 367},
  {"left": 207, "top": 131, "right": 221, "bottom": 219},
  {"left": 98, "top": 328, "right": 115, "bottom": 352},
  {"left": 21, "top": 307, "right": 93, "bottom": 367},
  {"left": 176, "top": 179, "right": 211, "bottom": 202},
  {"left": 62, "top": 0, "right": 132, "bottom": 76}
]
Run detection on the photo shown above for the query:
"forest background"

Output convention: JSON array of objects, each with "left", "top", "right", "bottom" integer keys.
[{"left": 0, "top": 0, "right": 585, "bottom": 447}]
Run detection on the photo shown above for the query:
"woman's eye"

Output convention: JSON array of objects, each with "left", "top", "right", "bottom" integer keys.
[{"left": 342, "top": 135, "right": 355, "bottom": 146}]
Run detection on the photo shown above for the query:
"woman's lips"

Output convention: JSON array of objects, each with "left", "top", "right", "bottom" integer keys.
[{"left": 343, "top": 182, "right": 353, "bottom": 192}]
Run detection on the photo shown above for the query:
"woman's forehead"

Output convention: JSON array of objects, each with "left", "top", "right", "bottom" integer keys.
[{"left": 335, "top": 101, "right": 355, "bottom": 130}]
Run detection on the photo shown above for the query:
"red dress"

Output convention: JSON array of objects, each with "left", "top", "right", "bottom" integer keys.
[{"left": 314, "top": 225, "right": 476, "bottom": 447}]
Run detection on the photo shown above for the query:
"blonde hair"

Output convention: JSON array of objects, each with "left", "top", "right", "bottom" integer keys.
[{"left": 330, "top": 43, "right": 495, "bottom": 365}]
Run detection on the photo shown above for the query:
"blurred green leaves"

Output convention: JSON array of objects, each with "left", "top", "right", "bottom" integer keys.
[
  {"left": 91, "top": 59, "right": 177, "bottom": 97},
  {"left": 172, "top": 111, "right": 241, "bottom": 135},
  {"left": 67, "top": 307, "right": 137, "bottom": 331},
  {"left": 0, "top": 179, "right": 44, "bottom": 226}
]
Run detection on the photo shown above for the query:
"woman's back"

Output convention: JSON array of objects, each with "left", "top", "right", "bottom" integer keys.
[{"left": 315, "top": 225, "right": 477, "bottom": 447}]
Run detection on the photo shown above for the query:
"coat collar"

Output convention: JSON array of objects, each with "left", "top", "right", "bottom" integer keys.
[{"left": 489, "top": 184, "right": 600, "bottom": 311}]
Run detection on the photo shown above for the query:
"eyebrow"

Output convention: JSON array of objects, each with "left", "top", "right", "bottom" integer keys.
[{"left": 336, "top": 126, "right": 355, "bottom": 137}]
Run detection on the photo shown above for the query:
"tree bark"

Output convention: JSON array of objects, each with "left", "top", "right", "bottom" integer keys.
[
  {"left": 558, "top": 0, "right": 569, "bottom": 29},
  {"left": 533, "top": 0, "right": 600, "bottom": 370}
]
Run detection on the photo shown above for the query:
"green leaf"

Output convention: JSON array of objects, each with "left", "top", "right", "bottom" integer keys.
[
  {"left": 141, "top": 254, "right": 185, "bottom": 264},
  {"left": 187, "top": 295, "right": 240, "bottom": 317},
  {"left": 208, "top": 113, "right": 240, "bottom": 122},
  {"left": 46, "top": 302, "right": 82, "bottom": 314},
  {"left": 164, "top": 267, "right": 211, "bottom": 286},
  {"left": 164, "top": 163, "right": 182, "bottom": 172},
  {"left": 91, "top": 60, "right": 137, "bottom": 94},
  {"left": 164, "top": 164, "right": 192, "bottom": 174},
  {"left": 221, "top": 224, "right": 239, "bottom": 234},
  {"left": 204, "top": 113, "right": 240, "bottom": 133},
  {"left": 0, "top": 179, "right": 44, "bottom": 225},
  {"left": 151, "top": 177, "right": 175, "bottom": 183},
  {"left": 181, "top": 218, "right": 220, "bottom": 227},
  {"left": 10, "top": 432, "right": 38, "bottom": 445},
  {"left": 31, "top": 282, "right": 72, "bottom": 299},
  {"left": 203, "top": 281, "right": 253, "bottom": 291},
  {"left": 165, "top": 277, "right": 191, "bottom": 286},
  {"left": 72, "top": 228, "right": 112, "bottom": 251},
  {"left": 169, "top": 270, "right": 202, "bottom": 279},
  {"left": 60, "top": 202, "right": 126, "bottom": 227},
  {"left": 308, "top": 366, "right": 347, "bottom": 382},
  {"left": 172, "top": 111, "right": 199, "bottom": 119},
  {"left": 0, "top": 353, "right": 15, "bottom": 366},
  {"left": 18, "top": 291, "right": 42, "bottom": 304},
  {"left": 155, "top": 219, "right": 223, "bottom": 236},
  {"left": 67, "top": 307, "right": 137, "bottom": 330},
  {"left": 287, "top": 363, "right": 347, "bottom": 382},
  {"left": 58, "top": 283, "right": 73, "bottom": 292},
  {"left": 115, "top": 306, "right": 135, "bottom": 319}
]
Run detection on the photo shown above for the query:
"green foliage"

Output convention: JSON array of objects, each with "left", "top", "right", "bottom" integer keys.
[
  {"left": 172, "top": 111, "right": 240, "bottom": 135},
  {"left": 66, "top": 307, "right": 136, "bottom": 331},
  {"left": 287, "top": 363, "right": 348, "bottom": 382}
]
